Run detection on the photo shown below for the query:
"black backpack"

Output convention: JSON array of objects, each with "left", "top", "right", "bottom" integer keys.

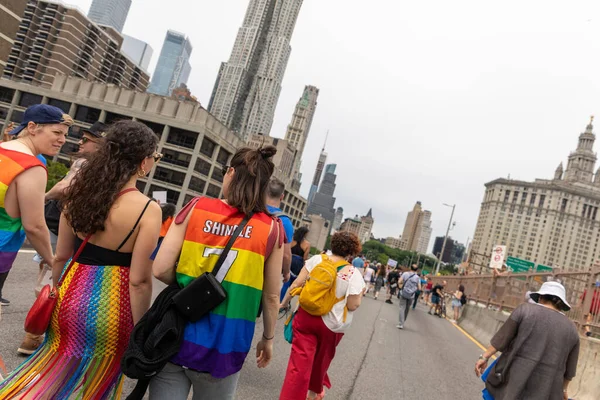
[{"left": 460, "top": 292, "right": 467, "bottom": 305}]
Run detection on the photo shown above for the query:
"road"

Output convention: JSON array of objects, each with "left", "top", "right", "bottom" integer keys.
[{"left": 0, "top": 252, "right": 484, "bottom": 399}]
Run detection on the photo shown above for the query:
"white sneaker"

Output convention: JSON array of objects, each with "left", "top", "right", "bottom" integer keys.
[{"left": 396, "top": 324, "right": 403, "bottom": 329}]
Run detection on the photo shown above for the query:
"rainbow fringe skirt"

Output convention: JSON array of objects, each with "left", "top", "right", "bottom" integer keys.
[{"left": 0, "top": 262, "right": 133, "bottom": 399}]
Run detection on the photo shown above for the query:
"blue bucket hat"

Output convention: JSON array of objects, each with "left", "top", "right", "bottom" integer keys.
[{"left": 8, "top": 104, "right": 69, "bottom": 136}]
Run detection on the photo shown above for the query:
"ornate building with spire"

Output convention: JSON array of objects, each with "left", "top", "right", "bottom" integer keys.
[{"left": 471, "top": 117, "right": 600, "bottom": 275}]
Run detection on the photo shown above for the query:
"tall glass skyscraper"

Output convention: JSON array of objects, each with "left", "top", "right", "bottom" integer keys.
[
  {"left": 88, "top": 0, "right": 132, "bottom": 33},
  {"left": 147, "top": 30, "right": 193, "bottom": 96}
]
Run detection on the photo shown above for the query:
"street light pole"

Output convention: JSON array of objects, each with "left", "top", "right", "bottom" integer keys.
[{"left": 436, "top": 203, "right": 456, "bottom": 275}]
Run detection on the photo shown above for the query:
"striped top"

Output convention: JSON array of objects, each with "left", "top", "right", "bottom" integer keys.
[
  {"left": 0, "top": 147, "right": 45, "bottom": 273},
  {"left": 172, "top": 197, "right": 273, "bottom": 378}
]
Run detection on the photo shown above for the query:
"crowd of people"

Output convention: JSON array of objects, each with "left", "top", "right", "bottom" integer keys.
[{"left": 0, "top": 103, "right": 585, "bottom": 400}]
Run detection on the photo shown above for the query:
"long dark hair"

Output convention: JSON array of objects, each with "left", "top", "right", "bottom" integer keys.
[
  {"left": 63, "top": 120, "right": 157, "bottom": 234},
  {"left": 377, "top": 264, "right": 387, "bottom": 277},
  {"left": 226, "top": 146, "right": 276, "bottom": 215},
  {"left": 293, "top": 226, "right": 309, "bottom": 243},
  {"left": 161, "top": 203, "right": 177, "bottom": 223}
]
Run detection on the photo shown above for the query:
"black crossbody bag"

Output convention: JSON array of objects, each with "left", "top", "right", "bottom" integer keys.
[{"left": 172, "top": 213, "right": 252, "bottom": 322}]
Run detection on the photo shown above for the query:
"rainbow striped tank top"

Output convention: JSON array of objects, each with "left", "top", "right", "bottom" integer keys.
[
  {"left": 172, "top": 197, "right": 273, "bottom": 378},
  {"left": 0, "top": 147, "right": 44, "bottom": 273}
]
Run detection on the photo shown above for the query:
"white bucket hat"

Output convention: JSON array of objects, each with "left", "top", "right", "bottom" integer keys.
[{"left": 529, "top": 281, "right": 571, "bottom": 312}]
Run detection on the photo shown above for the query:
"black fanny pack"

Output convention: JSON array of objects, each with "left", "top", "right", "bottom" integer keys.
[{"left": 172, "top": 213, "right": 252, "bottom": 322}]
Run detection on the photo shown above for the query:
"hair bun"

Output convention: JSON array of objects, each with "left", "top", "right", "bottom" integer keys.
[{"left": 259, "top": 145, "right": 277, "bottom": 160}]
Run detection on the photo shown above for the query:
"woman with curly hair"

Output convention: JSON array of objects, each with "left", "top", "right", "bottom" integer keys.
[
  {"left": 279, "top": 231, "right": 366, "bottom": 400},
  {"left": 0, "top": 120, "right": 162, "bottom": 399}
]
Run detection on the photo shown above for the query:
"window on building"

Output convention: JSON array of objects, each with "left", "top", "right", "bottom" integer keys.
[
  {"left": 18, "top": 92, "right": 42, "bottom": 108},
  {"left": 74, "top": 105, "right": 101, "bottom": 124},
  {"left": 211, "top": 168, "right": 224, "bottom": 183},
  {"left": 167, "top": 127, "right": 197, "bottom": 149},
  {"left": 184, "top": 194, "right": 195, "bottom": 205},
  {"left": 504, "top": 190, "right": 511, "bottom": 203},
  {"left": 10, "top": 110, "right": 24, "bottom": 123},
  {"left": 561, "top": 199, "right": 568, "bottom": 213},
  {"left": 59, "top": 142, "right": 79, "bottom": 155},
  {"left": 161, "top": 148, "right": 191, "bottom": 168},
  {"left": 216, "top": 148, "right": 231, "bottom": 165},
  {"left": 153, "top": 167, "right": 185, "bottom": 186},
  {"left": 0, "top": 87, "right": 15, "bottom": 104},
  {"left": 200, "top": 138, "right": 216, "bottom": 158},
  {"left": 136, "top": 180, "right": 146, "bottom": 193},
  {"left": 0, "top": 106, "right": 8, "bottom": 121},
  {"left": 206, "top": 184, "right": 221, "bottom": 198},
  {"left": 149, "top": 184, "right": 179, "bottom": 204},
  {"left": 138, "top": 119, "right": 164, "bottom": 138},
  {"left": 521, "top": 193, "right": 527, "bottom": 205},
  {"left": 68, "top": 125, "right": 85, "bottom": 139},
  {"left": 539, "top": 195, "right": 546, "bottom": 208},
  {"left": 47, "top": 98, "right": 71, "bottom": 112},
  {"left": 188, "top": 176, "right": 206, "bottom": 193},
  {"left": 194, "top": 158, "right": 212, "bottom": 176},
  {"left": 104, "top": 111, "right": 130, "bottom": 124},
  {"left": 512, "top": 191, "right": 519, "bottom": 203}
]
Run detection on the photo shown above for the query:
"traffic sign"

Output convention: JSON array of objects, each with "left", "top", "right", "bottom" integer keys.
[
  {"left": 536, "top": 264, "right": 553, "bottom": 273},
  {"left": 489, "top": 245, "right": 506, "bottom": 269},
  {"left": 506, "top": 256, "right": 534, "bottom": 273}
]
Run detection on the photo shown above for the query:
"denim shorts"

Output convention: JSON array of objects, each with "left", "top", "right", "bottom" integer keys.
[
  {"left": 431, "top": 294, "right": 440, "bottom": 304},
  {"left": 452, "top": 299, "right": 462, "bottom": 308}
]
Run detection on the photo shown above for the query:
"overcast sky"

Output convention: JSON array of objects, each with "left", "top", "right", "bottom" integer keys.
[{"left": 69, "top": 0, "right": 600, "bottom": 253}]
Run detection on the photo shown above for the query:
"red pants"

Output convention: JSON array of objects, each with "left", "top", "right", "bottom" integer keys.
[{"left": 280, "top": 308, "right": 344, "bottom": 400}]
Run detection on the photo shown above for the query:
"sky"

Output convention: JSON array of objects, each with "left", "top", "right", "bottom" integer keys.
[{"left": 68, "top": 0, "right": 600, "bottom": 253}]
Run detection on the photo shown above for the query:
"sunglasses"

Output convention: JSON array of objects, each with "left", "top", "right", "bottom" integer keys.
[
  {"left": 152, "top": 152, "right": 163, "bottom": 162},
  {"left": 221, "top": 165, "right": 231, "bottom": 176},
  {"left": 80, "top": 137, "right": 100, "bottom": 144}
]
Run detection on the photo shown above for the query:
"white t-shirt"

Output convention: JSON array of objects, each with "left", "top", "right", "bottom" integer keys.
[
  {"left": 304, "top": 255, "right": 366, "bottom": 333},
  {"left": 363, "top": 267, "right": 374, "bottom": 282}
]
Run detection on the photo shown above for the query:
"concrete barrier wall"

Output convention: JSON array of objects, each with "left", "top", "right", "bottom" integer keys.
[{"left": 457, "top": 304, "right": 600, "bottom": 400}]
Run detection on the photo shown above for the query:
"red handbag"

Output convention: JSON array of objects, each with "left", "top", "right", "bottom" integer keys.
[{"left": 24, "top": 234, "right": 91, "bottom": 335}]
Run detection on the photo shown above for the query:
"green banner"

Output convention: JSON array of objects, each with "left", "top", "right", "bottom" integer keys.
[
  {"left": 536, "top": 264, "right": 553, "bottom": 272},
  {"left": 506, "top": 256, "right": 534, "bottom": 273}
]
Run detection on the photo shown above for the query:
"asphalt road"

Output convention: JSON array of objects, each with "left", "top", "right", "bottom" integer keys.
[{"left": 0, "top": 252, "right": 484, "bottom": 399}]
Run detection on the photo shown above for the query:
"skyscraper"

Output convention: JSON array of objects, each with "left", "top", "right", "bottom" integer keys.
[
  {"left": 208, "top": 0, "right": 304, "bottom": 140},
  {"left": 285, "top": 85, "right": 319, "bottom": 177},
  {"left": 148, "top": 30, "right": 192, "bottom": 96},
  {"left": 121, "top": 35, "right": 153, "bottom": 71},
  {"left": 87, "top": 0, "right": 132, "bottom": 33},
  {"left": 400, "top": 201, "right": 433, "bottom": 254},
  {"left": 359, "top": 209, "right": 374, "bottom": 244},
  {"left": 306, "top": 163, "right": 337, "bottom": 224},
  {"left": 333, "top": 207, "right": 344, "bottom": 231},
  {"left": 308, "top": 146, "right": 327, "bottom": 205}
]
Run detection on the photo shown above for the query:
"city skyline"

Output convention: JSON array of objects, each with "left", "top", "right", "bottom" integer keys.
[
  {"left": 35, "top": 0, "right": 600, "bottom": 245},
  {"left": 147, "top": 30, "right": 192, "bottom": 96}
]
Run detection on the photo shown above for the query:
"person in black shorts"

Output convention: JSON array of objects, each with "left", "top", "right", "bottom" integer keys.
[
  {"left": 428, "top": 280, "right": 447, "bottom": 316},
  {"left": 385, "top": 267, "right": 400, "bottom": 304}
]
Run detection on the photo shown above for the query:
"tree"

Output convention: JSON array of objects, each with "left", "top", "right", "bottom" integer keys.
[
  {"left": 361, "top": 240, "right": 437, "bottom": 270},
  {"left": 46, "top": 160, "right": 69, "bottom": 192}
]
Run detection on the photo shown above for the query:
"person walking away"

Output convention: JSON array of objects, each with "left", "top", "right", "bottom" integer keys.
[
  {"left": 385, "top": 267, "right": 399, "bottom": 304},
  {"left": 19, "top": 120, "right": 107, "bottom": 356},
  {"left": 0, "top": 120, "right": 162, "bottom": 399},
  {"left": 428, "top": 280, "right": 446, "bottom": 316},
  {"left": 396, "top": 265, "right": 421, "bottom": 329},
  {"left": 475, "top": 282, "right": 580, "bottom": 400},
  {"left": 265, "top": 178, "right": 293, "bottom": 299},
  {"left": 290, "top": 226, "right": 310, "bottom": 275},
  {"left": 451, "top": 284, "right": 465, "bottom": 322},
  {"left": 150, "top": 146, "right": 284, "bottom": 400},
  {"left": 412, "top": 274, "right": 426, "bottom": 309},
  {"left": 363, "top": 263, "right": 374, "bottom": 295},
  {"left": 423, "top": 277, "right": 433, "bottom": 305},
  {"left": 352, "top": 254, "right": 365, "bottom": 276},
  {"left": 373, "top": 263, "right": 386, "bottom": 300},
  {"left": 0, "top": 105, "right": 73, "bottom": 307},
  {"left": 279, "top": 232, "right": 365, "bottom": 400}
]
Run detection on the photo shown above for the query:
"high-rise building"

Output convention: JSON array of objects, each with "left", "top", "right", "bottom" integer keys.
[
  {"left": 308, "top": 146, "right": 327, "bottom": 204},
  {"left": 359, "top": 209, "right": 374, "bottom": 244},
  {"left": 385, "top": 236, "right": 403, "bottom": 249},
  {"left": 400, "top": 201, "right": 433, "bottom": 254},
  {"left": 1, "top": 0, "right": 149, "bottom": 90},
  {"left": 306, "top": 163, "right": 337, "bottom": 224},
  {"left": 339, "top": 217, "right": 362, "bottom": 237},
  {"left": 0, "top": 0, "right": 28, "bottom": 76},
  {"left": 333, "top": 207, "right": 344, "bottom": 231},
  {"left": 121, "top": 34, "right": 153, "bottom": 70},
  {"left": 148, "top": 30, "right": 192, "bottom": 96},
  {"left": 208, "top": 0, "right": 304, "bottom": 140},
  {"left": 433, "top": 236, "right": 456, "bottom": 263},
  {"left": 285, "top": 85, "right": 319, "bottom": 177},
  {"left": 88, "top": 0, "right": 132, "bottom": 33},
  {"left": 471, "top": 117, "right": 600, "bottom": 272}
]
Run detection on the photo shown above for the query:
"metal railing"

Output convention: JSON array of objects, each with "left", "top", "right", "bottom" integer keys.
[{"left": 430, "top": 264, "right": 600, "bottom": 336}]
